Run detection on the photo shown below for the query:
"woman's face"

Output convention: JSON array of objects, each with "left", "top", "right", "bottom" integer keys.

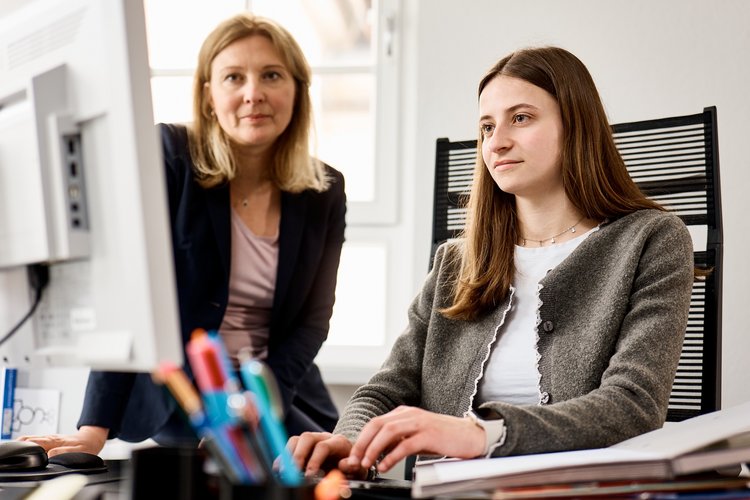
[
  {"left": 206, "top": 34, "right": 296, "bottom": 153},
  {"left": 479, "top": 75, "right": 564, "bottom": 200}
]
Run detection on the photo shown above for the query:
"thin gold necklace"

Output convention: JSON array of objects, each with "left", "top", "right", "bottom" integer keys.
[
  {"left": 520, "top": 217, "right": 585, "bottom": 247},
  {"left": 231, "top": 182, "right": 273, "bottom": 209},
  {"left": 231, "top": 193, "right": 250, "bottom": 209}
]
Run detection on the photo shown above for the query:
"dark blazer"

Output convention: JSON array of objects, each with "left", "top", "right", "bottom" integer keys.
[{"left": 78, "top": 123, "right": 346, "bottom": 441}]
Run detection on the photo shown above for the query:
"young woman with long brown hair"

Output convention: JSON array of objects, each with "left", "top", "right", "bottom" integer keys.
[{"left": 289, "top": 46, "right": 693, "bottom": 479}]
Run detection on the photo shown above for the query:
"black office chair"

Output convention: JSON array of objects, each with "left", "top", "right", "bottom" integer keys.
[{"left": 430, "top": 106, "right": 723, "bottom": 423}]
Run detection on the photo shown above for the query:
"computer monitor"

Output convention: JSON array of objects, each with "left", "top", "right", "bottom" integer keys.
[{"left": 0, "top": 0, "right": 183, "bottom": 371}]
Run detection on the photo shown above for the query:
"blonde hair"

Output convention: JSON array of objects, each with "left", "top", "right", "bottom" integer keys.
[
  {"left": 188, "top": 13, "right": 329, "bottom": 193},
  {"left": 442, "top": 47, "right": 661, "bottom": 321}
]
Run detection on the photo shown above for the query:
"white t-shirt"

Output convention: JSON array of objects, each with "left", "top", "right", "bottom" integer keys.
[{"left": 477, "top": 228, "right": 596, "bottom": 406}]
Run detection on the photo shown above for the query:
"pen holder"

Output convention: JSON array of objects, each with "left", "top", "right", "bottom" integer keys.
[
  {"left": 218, "top": 476, "right": 316, "bottom": 500},
  {"left": 130, "top": 445, "right": 214, "bottom": 500},
  {"left": 130, "top": 445, "right": 315, "bottom": 500}
]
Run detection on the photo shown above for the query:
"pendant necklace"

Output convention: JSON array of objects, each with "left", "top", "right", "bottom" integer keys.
[{"left": 520, "top": 217, "right": 585, "bottom": 247}]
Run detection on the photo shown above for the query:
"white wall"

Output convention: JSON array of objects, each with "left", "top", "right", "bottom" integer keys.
[{"left": 403, "top": 0, "right": 750, "bottom": 407}]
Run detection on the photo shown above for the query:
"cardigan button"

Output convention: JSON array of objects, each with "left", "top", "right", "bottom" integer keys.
[
  {"left": 542, "top": 320, "right": 554, "bottom": 332},
  {"left": 540, "top": 392, "right": 550, "bottom": 404}
]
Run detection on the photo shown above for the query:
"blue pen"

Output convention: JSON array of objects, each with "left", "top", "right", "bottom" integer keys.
[{"left": 238, "top": 350, "right": 303, "bottom": 486}]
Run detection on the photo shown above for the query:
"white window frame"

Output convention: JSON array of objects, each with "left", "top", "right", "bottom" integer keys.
[
  {"left": 243, "top": 0, "right": 401, "bottom": 225},
  {"left": 350, "top": 0, "right": 400, "bottom": 225}
]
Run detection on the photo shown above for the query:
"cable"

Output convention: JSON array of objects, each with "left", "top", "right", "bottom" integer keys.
[{"left": 0, "top": 263, "right": 50, "bottom": 348}]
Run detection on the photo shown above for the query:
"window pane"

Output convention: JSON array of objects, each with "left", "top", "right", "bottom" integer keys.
[
  {"left": 327, "top": 243, "right": 386, "bottom": 346},
  {"left": 150, "top": 76, "right": 193, "bottom": 124},
  {"left": 311, "top": 73, "right": 375, "bottom": 202},
  {"left": 250, "top": 0, "right": 373, "bottom": 67},
  {"left": 143, "top": 0, "right": 246, "bottom": 69},
  {"left": 144, "top": 0, "right": 392, "bottom": 215}
]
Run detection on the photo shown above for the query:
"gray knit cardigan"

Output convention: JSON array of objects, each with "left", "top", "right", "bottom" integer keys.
[{"left": 334, "top": 209, "right": 694, "bottom": 457}]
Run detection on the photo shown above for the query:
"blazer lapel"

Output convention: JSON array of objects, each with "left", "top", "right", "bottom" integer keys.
[
  {"left": 206, "top": 185, "right": 231, "bottom": 277},
  {"left": 273, "top": 190, "right": 308, "bottom": 322}
]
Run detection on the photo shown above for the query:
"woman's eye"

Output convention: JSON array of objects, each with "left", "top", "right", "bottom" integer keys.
[
  {"left": 263, "top": 71, "right": 282, "bottom": 81},
  {"left": 480, "top": 123, "right": 494, "bottom": 136},
  {"left": 224, "top": 73, "right": 242, "bottom": 83},
  {"left": 513, "top": 114, "right": 530, "bottom": 124}
]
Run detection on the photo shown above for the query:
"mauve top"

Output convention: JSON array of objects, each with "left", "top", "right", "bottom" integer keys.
[{"left": 218, "top": 208, "right": 279, "bottom": 365}]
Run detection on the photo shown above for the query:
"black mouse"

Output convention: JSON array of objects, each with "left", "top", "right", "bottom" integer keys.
[{"left": 0, "top": 441, "right": 48, "bottom": 471}]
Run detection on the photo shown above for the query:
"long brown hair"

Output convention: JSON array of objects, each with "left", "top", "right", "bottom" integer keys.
[
  {"left": 188, "top": 14, "right": 329, "bottom": 193},
  {"left": 442, "top": 46, "right": 661, "bottom": 321}
]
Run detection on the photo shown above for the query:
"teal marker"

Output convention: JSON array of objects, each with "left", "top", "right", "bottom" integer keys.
[{"left": 238, "top": 352, "right": 303, "bottom": 486}]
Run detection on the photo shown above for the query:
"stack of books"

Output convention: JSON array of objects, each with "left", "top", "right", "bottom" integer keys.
[{"left": 412, "top": 401, "right": 750, "bottom": 499}]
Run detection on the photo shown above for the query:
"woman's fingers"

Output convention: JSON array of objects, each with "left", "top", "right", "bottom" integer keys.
[
  {"left": 288, "top": 432, "right": 327, "bottom": 470},
  {"left": 349, "top": 406, "right": 419, "bottom": 470},
  {"left": 18, "top": 434, "right": 67, "bottom": 453},
  {"left": 18, "top": 434, "right": 94, "bottom": 457},
  {"left": 303, "top": 434, "right": 354, "bottom": 477},
  {"left": 290, "top": 407, "right": 488, "bottom": 479},
  {"left": 350, "top": 406, "right": 488, "bottom": 473},
  {"left": 337, "top": 455, "right": 369, "bottom": 478},
  {"left": 18, "top": 428, "right": 108, "bottom": 456},
  {"left": 287, "top": 432, "right": 355, "bottom": 477}
]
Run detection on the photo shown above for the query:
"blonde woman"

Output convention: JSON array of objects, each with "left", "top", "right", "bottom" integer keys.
[{"left": 23, "top": 14, "right": 346, "bottom": 456}]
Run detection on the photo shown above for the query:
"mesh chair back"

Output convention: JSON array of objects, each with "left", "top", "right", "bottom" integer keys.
[{"left": 612, "top": 106, "right": 722, "bottom": 420}]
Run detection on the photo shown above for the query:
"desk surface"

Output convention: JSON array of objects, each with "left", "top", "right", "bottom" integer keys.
[
  {"left": 3, "top": 463, "right": 750, "bottom": 500},
  {"left": 0, "top": 460, "right": 124, "bottom": 499}
]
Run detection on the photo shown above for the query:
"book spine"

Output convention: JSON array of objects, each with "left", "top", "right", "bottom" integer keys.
[{"left": 1, "top": 368, "right": 17, "bottom": 440}]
